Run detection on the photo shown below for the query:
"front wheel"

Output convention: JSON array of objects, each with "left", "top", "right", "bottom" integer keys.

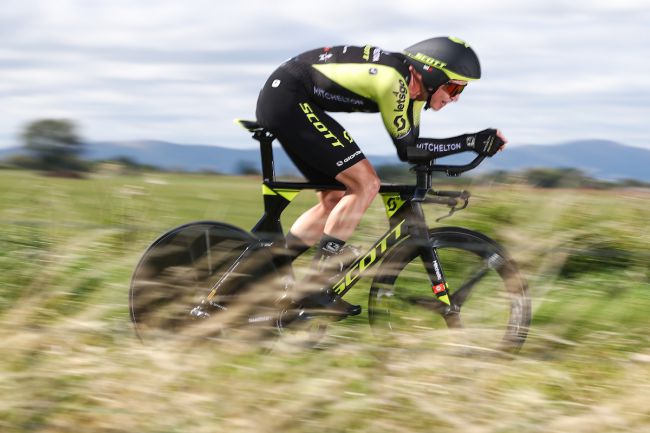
[{"left": 368, "top": 227, "right": 531, "bottom": 353}]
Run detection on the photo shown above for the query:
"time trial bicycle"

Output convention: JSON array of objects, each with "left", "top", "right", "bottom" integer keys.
[{"left": 129, "top": 120, "right": 531, "bottom": 352}]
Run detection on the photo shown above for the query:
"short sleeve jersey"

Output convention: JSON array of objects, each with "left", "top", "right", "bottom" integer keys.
[{"left": 285, "top": 45, "right": 426, "bottom": 157}]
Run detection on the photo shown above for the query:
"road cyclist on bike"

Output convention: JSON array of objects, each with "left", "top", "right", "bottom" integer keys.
[{"left": 255, "top": 36, "right": 507, "bottom": 318}]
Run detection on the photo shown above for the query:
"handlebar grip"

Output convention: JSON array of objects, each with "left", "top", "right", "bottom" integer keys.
[
  {"left": 423, "top": 196, "right": 458, "bottom": 206},
  {"left": 430, "top": 154, "right": 486, "bottom": 176},
  {"left": 433, "top": 189, "right": 470, "bottom": 199}
]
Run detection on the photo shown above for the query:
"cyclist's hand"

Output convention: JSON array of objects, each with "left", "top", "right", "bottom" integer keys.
[
  {"left": 496, "top": 129, "right": 508, "bottom": 152},
  {"left": 473, "top": 128, "right": 506, "bottom": 156}
]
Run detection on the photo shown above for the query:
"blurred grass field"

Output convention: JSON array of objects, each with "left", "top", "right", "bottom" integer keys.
[{"left": 1, "top": 169, "right": 649, "bottom": 433}]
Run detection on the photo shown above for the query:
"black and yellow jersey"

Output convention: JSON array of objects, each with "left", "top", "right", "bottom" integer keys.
[{"left": 281, "top": 45, "right": 426, "bottom": 156}]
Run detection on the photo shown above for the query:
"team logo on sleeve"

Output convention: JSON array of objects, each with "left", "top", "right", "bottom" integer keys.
[
  {"left": 393, "top": 80, "right": 407, "bottom": 112},
  {"left": 393, "top": 115, "right": 406, "bottom": 132}
]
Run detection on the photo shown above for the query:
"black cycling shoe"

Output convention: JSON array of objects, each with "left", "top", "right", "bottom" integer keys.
[
  {"left": 325, "top": 293, "right": 362, "bottom": 317},
  {"left": 300, "top": 244, "right": 363, "bottom": 318},
  {"left": 300, "top": 288, "right": 362, "bottom": 318}
]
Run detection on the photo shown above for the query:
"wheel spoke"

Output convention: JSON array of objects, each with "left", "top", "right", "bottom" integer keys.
[
  {"left": 449, "top": 266, "right": 490, "bottom": 307},
  {"left": 393, "top": 291, "right": 447, "bottom": 314}
]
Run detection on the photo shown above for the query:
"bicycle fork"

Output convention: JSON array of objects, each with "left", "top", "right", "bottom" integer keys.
[
  {"left": 410, "top": 231, "right": 463, "bottom": 330},
  {"left": 409, "top": 203, "right": 460, "bottom": 318}
]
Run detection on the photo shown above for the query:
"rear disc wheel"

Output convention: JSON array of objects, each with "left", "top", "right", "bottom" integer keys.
[{"left": 129, "top": 221, "right": 280, "bottom": 342}]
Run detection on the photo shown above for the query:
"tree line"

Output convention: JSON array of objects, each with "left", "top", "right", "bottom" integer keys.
[
  {"left": 2, "top": 118, "right": 649, "bottom": 188},
  {"left": 7, "top": 119, "right": 87, "bottom": 173},
  {"left": 2, "top": 119, "right": 159, "bottom": 175}
]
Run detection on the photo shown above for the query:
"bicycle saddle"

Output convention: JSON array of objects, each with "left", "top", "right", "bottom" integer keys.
[{"left": 235, "top": 119, "right": 267, "bottom": 133}]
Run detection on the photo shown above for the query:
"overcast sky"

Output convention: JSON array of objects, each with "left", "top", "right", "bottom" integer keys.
[{"left": 1, "top": 0, "right": 649, "bottom": 154}]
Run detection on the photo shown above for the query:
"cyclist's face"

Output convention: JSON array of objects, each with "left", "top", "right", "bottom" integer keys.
[{"left": 428, "top": 80, "right": 467, "bottom": 111}]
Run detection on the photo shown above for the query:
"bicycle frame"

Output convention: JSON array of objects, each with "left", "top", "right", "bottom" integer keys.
[
  {"left": 130, "top": 122, "right": 529, "bottom": 351},
  {"left": 247, "top": 127, "right": 464, "bottom": 307}
]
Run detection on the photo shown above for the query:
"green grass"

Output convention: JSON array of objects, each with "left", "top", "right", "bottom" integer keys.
[{"left": 1, "top": 169, "right": 649, "bottom": 433}]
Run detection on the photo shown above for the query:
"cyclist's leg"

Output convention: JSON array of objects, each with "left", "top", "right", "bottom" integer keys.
[
  {"left": 289, "top": 189, "right": 346, "bottom": 246},
  {"left": 257, "top": 69, "right": 374, "bottom": 246},
  {"left": 256, "top": 70, "right": 371, "bottom": 314},
  {"left": 325, "top": 160, "right": 380, "bottom": 241},
  {"left": 288, "top": 161, "right": 379, "bottom": 244},
  {"left": 279, "top": 149, "right": 376, "bottom": 315}
]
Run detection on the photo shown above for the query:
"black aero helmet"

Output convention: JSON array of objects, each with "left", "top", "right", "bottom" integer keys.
[{"left": 404, "top": 36, "right": 481, "bottom": 92}]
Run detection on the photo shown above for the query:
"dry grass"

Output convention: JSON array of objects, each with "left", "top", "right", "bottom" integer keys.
[
  {"left": 2, "top": 315, "right": 648, "bottom": 433},
  {"left": 1, "top": 170, "right": 649, "bottom": 432}
]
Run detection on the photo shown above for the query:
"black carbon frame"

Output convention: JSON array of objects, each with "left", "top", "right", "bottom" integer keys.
[{"left": 247, "top": 128, "right": 455, "bottom": 305}]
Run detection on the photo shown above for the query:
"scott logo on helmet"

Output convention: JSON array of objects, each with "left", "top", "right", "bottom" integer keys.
[
  {"left": 299, "top": 102, "right": 344, "bottom": 148},
  {"left": 410, "top": 53, "right": 447, "bottom": 69}
]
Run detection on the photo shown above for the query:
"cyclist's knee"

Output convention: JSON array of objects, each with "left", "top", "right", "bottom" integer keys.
[
  {"left": 359, "top": 175, "right": 380, "bottom": 201},
  {"left": 336, "top": 161, "right": 380, "bottom": 206},
  {"left": 367, "top": 175, "right": 381, "bottom": 196},
  {"left": 346, "top": 174, "right": 380, "bottom": 206}
]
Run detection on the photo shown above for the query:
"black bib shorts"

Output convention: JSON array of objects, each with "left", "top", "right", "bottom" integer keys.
[{"left": 255, "top": 66, "right": 366, "bottom": 184}]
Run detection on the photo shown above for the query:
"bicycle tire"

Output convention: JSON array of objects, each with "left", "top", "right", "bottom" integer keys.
[
  {"left": 368, "top": 227, "right": 531, "bottom": 353},
  {"left": 129, "top": 221, "right": 281, "bottom": 341}
]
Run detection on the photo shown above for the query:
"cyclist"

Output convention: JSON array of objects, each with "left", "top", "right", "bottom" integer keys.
[{"left": 255, "top": 36, "right": 506, "bottom": 316}]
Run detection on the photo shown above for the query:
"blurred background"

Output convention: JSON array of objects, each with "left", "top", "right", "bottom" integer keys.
[
  {"left": 1, "top": 0, "right": 649, "bottom": 152},
  {"left": 1, "top": 1, "right": 649, "bottom": 432}
]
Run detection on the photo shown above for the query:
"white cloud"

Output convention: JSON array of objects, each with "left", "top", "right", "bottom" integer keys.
[{"left": 1, "top": 0, "right": 649, "bottom": 153}]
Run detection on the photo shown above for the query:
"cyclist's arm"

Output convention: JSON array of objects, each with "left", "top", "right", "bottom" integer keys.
[
  {"left": 407, "top": 129, "right": 505, "bottom": 162},
  {"left": 390, "top": 100, "right": 426, "bottom": 159},
  {"left": 375, "top": 73, "right": 421, "bottom": 161},
  {"left": 374, "top": 72, "right": 503, "bottom": 161}
]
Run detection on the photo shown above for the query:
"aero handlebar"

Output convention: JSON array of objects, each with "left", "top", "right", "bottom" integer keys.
[{"left": 426, "top": 154, "right": 487, "bottom": 176}]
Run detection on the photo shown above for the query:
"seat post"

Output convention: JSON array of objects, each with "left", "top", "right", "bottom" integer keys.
[{"left": 253, "top": 130, "right": 276, "bottom": 183}]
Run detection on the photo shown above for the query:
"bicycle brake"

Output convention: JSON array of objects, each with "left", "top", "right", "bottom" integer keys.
[
  {"left": 435, "top": 206, "right": 461, "bottom": 222},
  {"left": 429, "top": 190, "right": 470, "bottom": 222}
]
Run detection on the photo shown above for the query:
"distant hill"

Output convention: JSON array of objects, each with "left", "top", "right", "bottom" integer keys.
[
  {"left": 2, "top": 139, "right": 649, "bottom": 181},
  {"left": 477, "top": 139, "right": 650, "bottom": 181},
  {"left": 0, "top": 140, "right": 396, "bottom": 176},
  {"left": 87, "top": 140, "right": 303, "bottom": 175}
]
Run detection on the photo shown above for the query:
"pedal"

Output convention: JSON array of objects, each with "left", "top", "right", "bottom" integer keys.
[{"left": 189, "top": 306, "right": 210, "bottom": 319}]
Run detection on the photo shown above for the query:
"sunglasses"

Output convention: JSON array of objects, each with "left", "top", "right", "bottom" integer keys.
[
  {"left": 439, "top": 81, "right": 467, "bottom": 97},
  {"left": 424, "top": 81, "right": 468, "bottom": 110}
]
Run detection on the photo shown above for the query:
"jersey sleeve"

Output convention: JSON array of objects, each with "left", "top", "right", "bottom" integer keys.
[{"left": 375, "top": 72, "right": 424, "bottom": 161}]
